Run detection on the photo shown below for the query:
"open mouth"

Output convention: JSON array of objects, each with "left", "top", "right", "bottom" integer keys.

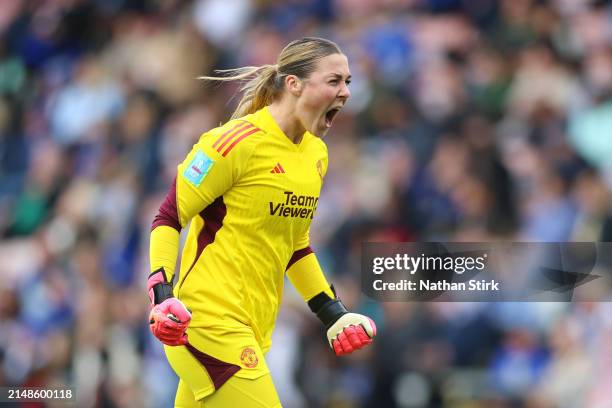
[{"left": 324, "top": 107, "right": 341, "bottom": 128}]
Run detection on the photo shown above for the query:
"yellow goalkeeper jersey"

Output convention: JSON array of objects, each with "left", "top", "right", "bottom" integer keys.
[{"left": 153, "top": 107, "right": 328, "bottom": 352}]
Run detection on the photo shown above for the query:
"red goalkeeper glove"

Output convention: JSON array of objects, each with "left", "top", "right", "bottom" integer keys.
[
  {"left": 326, "top": 313, "right": 376, "bottom": 355},
  {"left": 308, "top": 286, "right": 377, "bottom": 356},
  {"left": 147, "top": 268, "right": 191, "bottom": 346}
]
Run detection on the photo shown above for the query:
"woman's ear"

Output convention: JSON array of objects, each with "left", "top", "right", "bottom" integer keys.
[{"left": 285, "top": 75, "right": 303, "bottom": 97}]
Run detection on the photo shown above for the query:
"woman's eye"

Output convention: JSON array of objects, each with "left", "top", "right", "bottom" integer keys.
[{"left": 345, "top": 80, "right": 351, "bottom": 86}]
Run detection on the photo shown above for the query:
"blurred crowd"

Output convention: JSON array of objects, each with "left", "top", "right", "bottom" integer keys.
[{"left": 1, "top": 0, "right": 612, "bottom": 407}]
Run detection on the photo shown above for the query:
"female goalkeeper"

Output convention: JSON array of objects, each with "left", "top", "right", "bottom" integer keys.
[{"left": 147, "top": 37, "right": 376, "bottom": 407}]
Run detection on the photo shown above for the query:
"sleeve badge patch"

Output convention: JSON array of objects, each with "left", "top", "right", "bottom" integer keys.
[{"left": 183, "top": 150, "right": 214, "bottom": 187}]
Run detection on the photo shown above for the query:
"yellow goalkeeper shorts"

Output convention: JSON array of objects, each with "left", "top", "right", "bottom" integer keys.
[{"left": 164, "top": 325, "right": 281, "bottom": 407}]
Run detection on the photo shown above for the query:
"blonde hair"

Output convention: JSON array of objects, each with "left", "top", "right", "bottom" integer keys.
[{"left": 199, "top": 37, "right": 342, "bottom": 120}]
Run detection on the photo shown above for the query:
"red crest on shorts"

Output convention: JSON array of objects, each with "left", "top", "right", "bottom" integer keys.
[{"left": 240, "top": 347, "right": 258, "bottom": 368}]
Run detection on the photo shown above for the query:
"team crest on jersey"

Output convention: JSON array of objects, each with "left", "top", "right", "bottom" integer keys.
[
  {"left": 184, "top": 150, "right": 214, "bottom": 187},
  {"left": 240, "top": 347, "right": 258, "bottom": 368}
]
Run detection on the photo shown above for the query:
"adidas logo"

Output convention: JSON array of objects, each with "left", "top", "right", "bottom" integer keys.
[{"left": 270, "top": 163, "right": 285, "bottom": 174}]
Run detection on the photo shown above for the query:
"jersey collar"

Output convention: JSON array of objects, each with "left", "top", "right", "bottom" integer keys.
[{"left": 257, "top": 106, "right": 311, "bottom": 151}]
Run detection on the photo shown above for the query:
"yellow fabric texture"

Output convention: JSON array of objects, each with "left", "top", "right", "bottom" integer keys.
[
  {"left": 149, "top": 225, "right": 180, "bottom": 278},
  {"left": 286, "top": 252, "right": 334, "bottom": 301},
  {"left": 204, "top": 374, "right": 282, "bottom": 408},
  {"left": 173, "top": 373, "right": 281, "bottom": 408},
  {"left": 150, "top": 106, "right": 329, "bottom": 354}
]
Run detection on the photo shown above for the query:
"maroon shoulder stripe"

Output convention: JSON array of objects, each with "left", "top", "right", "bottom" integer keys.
[
  {"left": 286, "top": 246, "right": 314, "bottom": 270},
  {"left": 212, "top": 122, "right": 244, "bottom": 149},
  {"left": 216, "top": 123, "right": 253, "bottom": 153},
  {"left": 222, "top": 128, "right": 260, "bottom": 157}
]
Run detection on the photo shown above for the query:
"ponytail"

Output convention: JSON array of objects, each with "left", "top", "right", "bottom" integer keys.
[
  {"left": 199, "top": 64, "right": 281, "bottom": 120},
  {"left": 199, "top": 37, "right": 342, "bottom": 120}
]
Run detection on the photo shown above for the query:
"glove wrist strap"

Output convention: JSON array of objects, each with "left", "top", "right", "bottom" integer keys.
[
  {"left": 317, "top": 300, "right": 348, "bottom": 329},
  {"left": 149, "top": 268, "right": 174, "bottom": 305},
  {"left": 307, "top": 285, "right": 348, "bottom": 329},
  {"left": 152, "top": 283, "right": 174, "bottom": 305}
]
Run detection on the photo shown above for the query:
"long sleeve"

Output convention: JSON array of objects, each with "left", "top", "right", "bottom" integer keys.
[
  {"left": 287, "top": 248, "right": 334, "bottom": 301},
  {"left": 150, "top": 178, "right": 182, "bottom": 280}
]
